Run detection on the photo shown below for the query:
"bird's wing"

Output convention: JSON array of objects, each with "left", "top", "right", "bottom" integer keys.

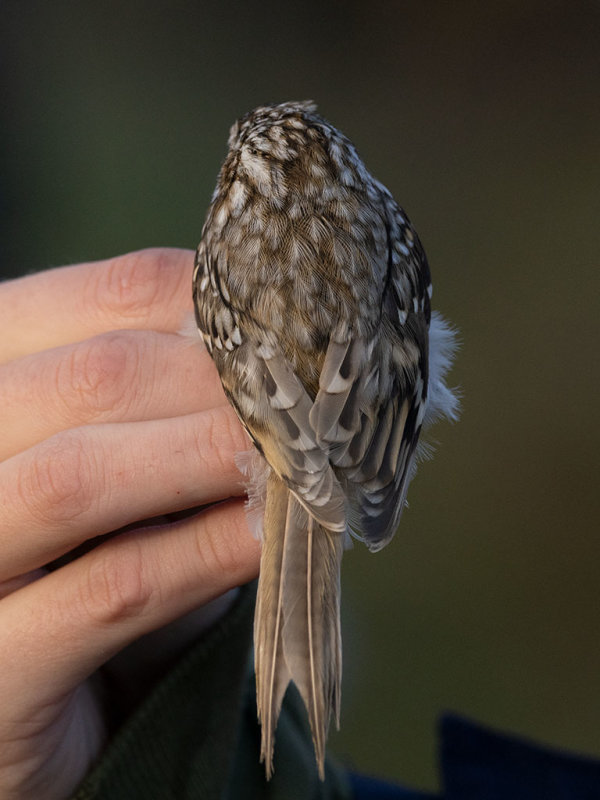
[
  {"left": 218, "top": 337, "right": 347, "bottom": 534},
  {"left": 309, "top": 196, "right": 431, "bottom": 551},
  {"left": 194, "top": 241, "right": 345, "bottom": 534},
  {"left": 307, "top": 331, "right": 424, "bottom": 551}
]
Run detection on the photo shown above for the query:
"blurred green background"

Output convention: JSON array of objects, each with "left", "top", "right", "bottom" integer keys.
[{"left": 2, "top": 0, "right": 599, "bottom": 791}]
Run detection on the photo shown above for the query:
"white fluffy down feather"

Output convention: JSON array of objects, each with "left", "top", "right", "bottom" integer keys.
[{"left": 423, "top": 311, "right": 460, "bottom": 428}]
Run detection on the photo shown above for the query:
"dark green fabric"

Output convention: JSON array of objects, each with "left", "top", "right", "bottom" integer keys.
[
  {"left": 224, "top": 669, "right": 351, "bottom": 799},
  {"left": 72, "top": 584, "right": 352, "bottom": 800}
]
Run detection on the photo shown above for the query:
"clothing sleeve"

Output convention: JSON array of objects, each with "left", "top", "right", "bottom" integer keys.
[
  {"left": 72, "top": 584, "right": 257, "bottom": 800},
  {"left": 70, "top": 583, "right": 353, "bottom": 800}
]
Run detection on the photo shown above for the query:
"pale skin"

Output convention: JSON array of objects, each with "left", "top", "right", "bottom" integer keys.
[{"left": 0, "top": 248, "right": 260, "bottom": 799}]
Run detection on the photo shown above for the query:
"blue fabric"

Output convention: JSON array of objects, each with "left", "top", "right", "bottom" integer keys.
[
  {"left": 349, "top": 715, "right": 600, "bottom": 799},
  {"left": 348, "top": 771, "right": 436, "bottom": 799},
  {"left": 440, "top": 714, "right": 600, "bottom": 799}
]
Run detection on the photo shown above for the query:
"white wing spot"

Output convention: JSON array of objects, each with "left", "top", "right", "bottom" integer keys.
[
  {"left": 231, "top": 326, "right": 242, "bottom": 346},
  {"left": 215, "top": 205, "right": 228, "bottom": 229},
  {"left": 229, "top": 180, "right": 248, "bottom": 214}
]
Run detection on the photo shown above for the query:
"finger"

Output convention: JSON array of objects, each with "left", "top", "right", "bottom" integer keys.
[
  {"left": 0, "top": 499, "right": 261, "bottom": 717},
  {"left": 0, "top": 248, "right": 194, "bottom": 364},
  {"left": 0, "top": 405, "right": 250, "bottom": 580},
  {"left": 0, "top": 569, "right": 47, "bottom": 602},
  {"left": 0, "top": 329, "right": 226, "bottom": 460}
]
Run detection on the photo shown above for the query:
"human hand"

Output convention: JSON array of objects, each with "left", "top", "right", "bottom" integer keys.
[{"left": 0, "top": 249, "right": 260, "bottom": 799}]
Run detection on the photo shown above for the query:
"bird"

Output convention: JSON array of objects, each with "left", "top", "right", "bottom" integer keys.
[{"left": 193, "top": 100, "right": 458, "bottom": 779}]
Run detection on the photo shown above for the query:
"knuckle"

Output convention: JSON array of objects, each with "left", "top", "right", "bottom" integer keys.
[
  {"left": 78, "top": 539, "right": 155, "bottom": 626},
  {"left": 196, "top": 505, "right": 246, "bottom": 577},
  {"left": 84, "top": 249, "right": 171, "bottom": 323},
  {"left": 55, "top": 332, "right": 140, "bottom": 420},
  {"left": 201, "top": 406, "right": 248, "bottom": 477},
  {"left": 18, "top": 430, "right": 95, "bottom": 524}
]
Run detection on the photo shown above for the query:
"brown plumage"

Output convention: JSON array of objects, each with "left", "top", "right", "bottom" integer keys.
[{"left": 193, "top": 101, "right": 458, "bottom": 778}]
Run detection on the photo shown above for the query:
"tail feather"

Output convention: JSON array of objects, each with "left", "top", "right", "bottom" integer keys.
[
  {"left": 254, "top": 473, "right": 343, "bottom": 779},
  {"left": 254, "top": 477, "right": 292, "bottom": 776}
]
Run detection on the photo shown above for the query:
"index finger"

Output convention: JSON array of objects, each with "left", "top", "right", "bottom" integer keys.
[{"left": 0, "top": 248, "right": 195, "bottom": 364}]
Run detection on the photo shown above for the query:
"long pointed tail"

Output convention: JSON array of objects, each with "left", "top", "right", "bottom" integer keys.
[{"left": 254, "top": 473, "right": 344, "bottom": 779}]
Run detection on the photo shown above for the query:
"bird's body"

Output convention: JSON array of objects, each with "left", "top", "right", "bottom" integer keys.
[{"left": 193, "top": 101, "right": 458, "bottom": 778}]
